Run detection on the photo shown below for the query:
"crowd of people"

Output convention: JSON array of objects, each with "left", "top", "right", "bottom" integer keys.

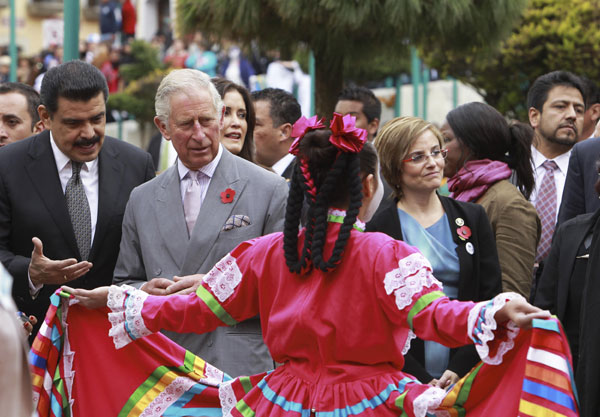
[{"left": 0, "top": 42, "right": 598, "bottom": 416}]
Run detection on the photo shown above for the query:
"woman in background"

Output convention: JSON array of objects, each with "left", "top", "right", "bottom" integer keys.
[
  {"left": 367, "top": 116, "right": 502, "bottom": 388},
  {"left": 443, "top": 102, "right": 540, "bottom": 298},
  {"left": 212, "top": 77, "right": 256, "bottom": 162}
]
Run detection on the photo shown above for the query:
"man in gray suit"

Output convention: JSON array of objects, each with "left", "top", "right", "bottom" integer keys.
[{"left": 113, "top": 69, "right": 288, "bottom": 377}]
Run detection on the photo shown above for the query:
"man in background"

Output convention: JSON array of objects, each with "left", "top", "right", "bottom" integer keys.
[
  {"left": 0, "top": 82, "right": 44, "bottom": 147},
  {"left": 334, "top": 86, "right": 381, "bottom": 142},
  {"left": 251, "top": 88, "right": 301, "bottom": 179}
]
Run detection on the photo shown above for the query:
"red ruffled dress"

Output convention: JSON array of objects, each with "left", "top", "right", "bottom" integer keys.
[{"left": 107, "top": 218, "right": 521, "bottom": 417}]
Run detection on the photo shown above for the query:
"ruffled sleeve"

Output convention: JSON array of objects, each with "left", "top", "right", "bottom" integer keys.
[
  {"left": 107, "top": 284, "right": 152, "bottom": 348},
  {"left": 107, "top": 239, "right": 264, "bottom": 349},
  {"left": 375, "top": 240, "right": 522, "bottom": 360},
  {"left": 467, "top": 292, "right": 523, "bottom": 364}
]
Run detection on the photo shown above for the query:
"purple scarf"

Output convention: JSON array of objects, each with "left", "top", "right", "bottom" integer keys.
[{"left": 448, "top": 159, "right": 512, "bottom": 202}]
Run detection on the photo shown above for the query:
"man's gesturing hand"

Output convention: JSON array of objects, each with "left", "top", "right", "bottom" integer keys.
[{"left": 29, "top": 237, "right": 92, "bottom": 286}]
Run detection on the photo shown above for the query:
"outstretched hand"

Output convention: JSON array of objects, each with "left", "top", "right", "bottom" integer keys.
[
  {"left": 29, "top": 237, "right": 92, "bottom": 286},
  {"left": 62, "top": 286, "right": 109, "bottom": 309},
  {"left": 494, "top": 298, "right": 551, "bottom": 329}
]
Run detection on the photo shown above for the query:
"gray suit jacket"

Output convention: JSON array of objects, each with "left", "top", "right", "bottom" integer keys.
[{"left": 113, "top": 148, "right": 288, "bottom": 377}]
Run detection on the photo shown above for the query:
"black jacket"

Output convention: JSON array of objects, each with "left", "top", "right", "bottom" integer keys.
[
  {"left": 558, "top": 137, "right": 600, "bottom": 225},
  {"left": 576, "top": 208, "right": 600, "bottom": 417},
  {"left": 366, "top": 195, "right": 502, "bottom": 382}
]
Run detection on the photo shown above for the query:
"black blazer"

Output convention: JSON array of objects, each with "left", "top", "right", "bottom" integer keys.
[
  {"left": 281, "top": 157, "right": 296, "bottom": 181},
  {"left": 576, "top": 209, "right": 600, "bottom": 417},
  {"left": 534, "top": 209, "right": 600, "bottom": 319},
  {"left": 366, "top": 195, "right": 502, "bottom": 382},
  {"left": 0, "top": 130, "right": 155, "bottom": 338},
  {"left": 558, "top": 137, "right": 600, "bottom": 225}
]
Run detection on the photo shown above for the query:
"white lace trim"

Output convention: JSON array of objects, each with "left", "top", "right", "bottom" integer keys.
[
  {"left": 402, "top": 329, "right": 416, "bottom": 355},
  {"left": 413, "top": 386, "right": 447, "bottom": 417},
  {"left": 384, "top": 252, "right": 442, "bottom": 311},
  {"left": 63, "top": 298, "right": 77, "bottom": 413},
  {"left": 107, "top": 284, "right": 152, "bottom": 349},
  {"left": 203, "top": 254, "right": 243, "bottom": 302},
  {"left": 219, "top": 380, "right": 237, "bottom": 417},
  {"left": 467, "top": 292, "right": 523, "bottom": 365},
  {"left": 139, "top": 377, "right": 195, "bottom": 417},
  {"left": 198, "top": 362, "right": 225, "bottom": 386}
]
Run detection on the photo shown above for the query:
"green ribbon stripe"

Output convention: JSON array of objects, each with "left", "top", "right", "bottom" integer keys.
[
  {"left": 453, "top": 363, "right": 483, "bottom": 416},
  {"left": 236, "top": 399, "right": 256, "bottom": 417},
  {"left": 394, "top": 391, "right": 409, "bottom": 417},
  {"left": 195, "top": 285, "right": 237, "bottom": 326},
  {"left": 407, "top": 291, "right": 445, "bottom": 330},
  {"left": 326, "top": 214, "right": 365, "bottom": 232},
  {"left": 118, "top": 351, "right": 202, "bottom": 417},
  {"left": 240, "top": 376, "right": 254, "bottom": 394}
]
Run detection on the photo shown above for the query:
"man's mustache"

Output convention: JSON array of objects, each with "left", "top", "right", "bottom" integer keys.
[{"left": 74, "top": 136, "right": 101, "bottom": 147}]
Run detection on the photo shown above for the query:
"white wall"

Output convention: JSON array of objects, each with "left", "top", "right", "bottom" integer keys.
[{"left": 373, "top": 80, "right": 484, "bottom": 127}]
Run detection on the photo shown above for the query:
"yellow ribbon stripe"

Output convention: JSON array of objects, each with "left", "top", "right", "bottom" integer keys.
[{"left": 519, "top": 399, "right": 567, "bottom": 417}]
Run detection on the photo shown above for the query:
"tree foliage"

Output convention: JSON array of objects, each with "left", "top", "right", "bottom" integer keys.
[
  {"left": 422, "top": 0, "right": 600, "bottom": 120},
  {"left": 177, "top": 0, "right": 527, "bottom": 116},
  {"left": 108, "top": 40, "right": 169, "bottom": 125}
]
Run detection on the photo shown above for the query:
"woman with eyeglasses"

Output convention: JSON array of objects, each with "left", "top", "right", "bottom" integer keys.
[
  {"left": 441, "top": 102, "right": 540, "bottom": 300},
  {"left": 367, "top": 116, "right": 502, "bottom": 389}
]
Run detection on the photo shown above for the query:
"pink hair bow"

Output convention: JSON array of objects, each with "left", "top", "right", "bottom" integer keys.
[
  {"left": 328, "top": 112, "right": 367, "bottom": 153},
  {"left": 288, "top": 115, "right": 326, "bottom": 155}
]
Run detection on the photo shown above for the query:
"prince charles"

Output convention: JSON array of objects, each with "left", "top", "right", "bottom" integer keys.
[{"left": 113, "top": 69, "right": 288, "bottom": 377}]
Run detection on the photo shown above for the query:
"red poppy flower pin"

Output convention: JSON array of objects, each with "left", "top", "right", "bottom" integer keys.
[
  {"left": 456, "top": 225, "right": 472, "bottom": 241},
  {"left": 220, "top": 188, "right": 235, "bottom": 204}
]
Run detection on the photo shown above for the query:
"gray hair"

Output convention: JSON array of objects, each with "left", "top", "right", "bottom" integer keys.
[{"left": 155, "top": 69, "right": 224, "bottom": 123}]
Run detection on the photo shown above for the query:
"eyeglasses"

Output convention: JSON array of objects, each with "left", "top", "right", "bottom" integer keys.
[{"left": 402, "top": 148, "right": 448, "bottom": 164}]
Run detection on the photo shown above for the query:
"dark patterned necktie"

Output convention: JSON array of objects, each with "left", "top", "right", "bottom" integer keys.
[
  {"left": 66, "top": 161, "right": 92, "bottom": 260},
  {"left": 535, "top": 160, "right": 558, "bottom": 262}
]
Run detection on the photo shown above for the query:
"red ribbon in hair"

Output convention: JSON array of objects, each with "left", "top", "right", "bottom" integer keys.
[
  {"left": 328, "top": 112, "right": 367, "bottom": 153},
  {"left": 289, "top": 115, "right": 326, "bottom": 155}
]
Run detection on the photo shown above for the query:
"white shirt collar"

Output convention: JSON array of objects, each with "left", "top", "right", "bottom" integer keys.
[
  {"left": 49, "top": 131, "right": 98, "bottom": 172},
  {"left": 530, "top": 145, "right": 570, "bottom": 175},
  {"left": 177, "top": 143, "right": 223, "bottom": 180},
  {"left": 271, "top": 153, "right": 295, "bottom": 176}
]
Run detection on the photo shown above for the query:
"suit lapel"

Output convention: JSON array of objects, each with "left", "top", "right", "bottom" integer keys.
[
  {"left": 181, "top": 150, "right": 248, "bottom": 274},
  {"left": 89, "top": 139, "right": 124, "bottom": 261},
  {"left": 25, "top": 131, "right": 80, "bottom": 257},
  {"left": 155, "top": 166, "right": 189, "bottom": 269},
  {"left": 439, "top": 197, "right": 473, "bottom": 300},
  {"left": 557, "top": 212, "right": 600, "bottom": 317}
]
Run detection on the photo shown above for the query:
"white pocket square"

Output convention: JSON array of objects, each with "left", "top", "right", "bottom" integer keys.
[{"left": 222, "top": 215, "right": 251, "bottom": 231}]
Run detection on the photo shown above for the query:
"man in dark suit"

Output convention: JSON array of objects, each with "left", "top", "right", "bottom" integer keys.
[
  {"left": 557, "top": 137, "right": 600, "bottom": 224},
  {"left": 113, "top": 69, "right": 288, "bottom": 377},
  {"left": 0, "top": 60, "right": 154, "bottom": 338},
  {"left": 251, "top": 88, "right": 301, "bottom": 179}
]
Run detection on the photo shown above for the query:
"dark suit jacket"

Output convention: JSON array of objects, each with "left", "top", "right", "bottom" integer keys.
[
  {"left": 0, "top": 130, "right": 155, "bottom": 338},
  {"left": 533, "top": 209, "right": 600, "bottom": 320},
  {"left": 281, "top": 157, "right": 296, "bottom": 181},
  {"left": 147, "top": 131, "right": 162, "bottom": 171},
  {"left": 366, "top": 195, "right": 502, "bottom": 382},
  {"left": 576, "top": 209, "right": 600, "bottom": 417},
  {"left": 558, "top": 137, "right": 600, "bottom": 225}
]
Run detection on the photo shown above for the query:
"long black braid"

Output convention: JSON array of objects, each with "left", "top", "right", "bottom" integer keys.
[
  {"left": 283, "top": 128, "right": 376, "bottom": 274},
  {"left": 283, "top": 163, "right": 308, "bottom": 273},
  {"left": 318, "top": 154, "right": 363, "bottom": 270}
]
